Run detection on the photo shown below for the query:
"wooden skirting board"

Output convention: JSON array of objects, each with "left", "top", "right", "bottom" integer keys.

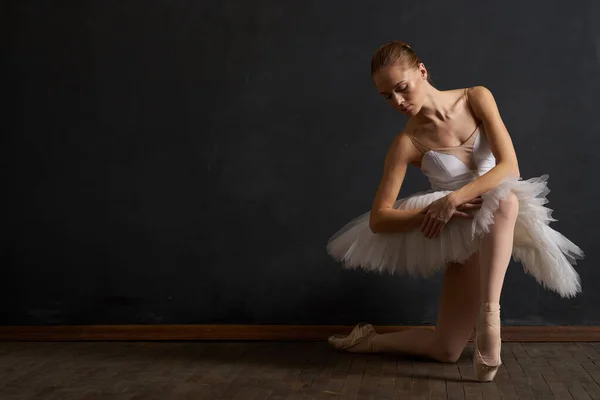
[{"left": 1, "top": 325, "right": 600, "bottom": 341}]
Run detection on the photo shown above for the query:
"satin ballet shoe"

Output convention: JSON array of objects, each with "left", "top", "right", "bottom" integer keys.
[
  {"left": 328, "top": 323, "right": 376, "bottom": 352},
  {"left": 473, "top": 305, "right": 502, "bottom": 382}
]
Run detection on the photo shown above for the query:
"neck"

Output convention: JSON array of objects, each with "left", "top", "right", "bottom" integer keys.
[{"left": 413, "top": 85, "right": 456, "bottom": 125}]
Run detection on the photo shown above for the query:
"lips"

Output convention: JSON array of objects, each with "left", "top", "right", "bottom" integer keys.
[{"left": 401, "top": 105, "right": 411, "bottom": 112}]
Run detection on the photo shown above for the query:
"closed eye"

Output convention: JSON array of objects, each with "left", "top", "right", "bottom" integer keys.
[{"left": 382, "top": 84, "right": 407, "bottom": 99}]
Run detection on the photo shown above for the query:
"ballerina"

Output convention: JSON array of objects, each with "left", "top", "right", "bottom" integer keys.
[{"left": 326, "top": 41, "right": 584, "bottom": 382}]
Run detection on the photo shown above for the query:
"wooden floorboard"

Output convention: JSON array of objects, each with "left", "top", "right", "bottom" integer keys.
[
  {"left": 3, "top": 325, "right": 600, "bottom": 342},
  {"left": 1, "top": 341, "right": 600, "bottom": 399}
]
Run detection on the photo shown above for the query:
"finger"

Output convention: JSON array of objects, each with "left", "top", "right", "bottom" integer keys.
[
  {"left": 424, "top": 217, "right": 433, "bottom": 237},
  {"left": 423, "top": 216, "right": 436, "bottom": 236},
  {"left": 420, "top": 214, "right": 430, "bottom": 232},
  {"left": 427, "top": 218, "right": 440, "bottom": 239},
  {"left": 459, "top": 203, "right": 482, "bottom": 210},
  {"left": 453, "top": 211, "right": 474, "bottom": 219},
  {"left": 435, "top": 222, "right": 446, "bottom": 237},
  {"left": 424, "top": 218, "right": 433, "bottom": 238},
  {"left": 432, "top": 219, "right": 446, "bottom": 238},
  {"left": 422, "top": 214, "right": 436, "bottom": 236},
  {"left": 432, "top": 220, "right": 442, "bottom": 238},
  {"left": 427, "top": 218, "right": 442, "bottom": 239}
]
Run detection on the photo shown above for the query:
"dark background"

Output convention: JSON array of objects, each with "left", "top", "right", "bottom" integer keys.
[{"left": 3, "top": 1, "right": 598, "bottom": 326}]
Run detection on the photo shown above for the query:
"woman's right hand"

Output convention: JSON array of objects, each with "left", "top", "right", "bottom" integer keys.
[{"left": 419, "top": 196, "right": 484, "bottom": 238}]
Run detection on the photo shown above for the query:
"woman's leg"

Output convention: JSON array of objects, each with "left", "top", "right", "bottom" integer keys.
[
  {"left": 331, "top": 253, "right": 481, "bottom": 363},
  {"left": 476, "top": 192, "right": 519, "bottom": 366}
]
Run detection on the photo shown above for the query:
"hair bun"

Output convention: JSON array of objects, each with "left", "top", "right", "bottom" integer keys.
[{"left": 392, "top": 40, "right": 411, "bottom": 49}]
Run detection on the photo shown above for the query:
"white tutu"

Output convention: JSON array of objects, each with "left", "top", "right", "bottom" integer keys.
[{"left": 326, "top": 175, "right": 584, "bottom": 298}]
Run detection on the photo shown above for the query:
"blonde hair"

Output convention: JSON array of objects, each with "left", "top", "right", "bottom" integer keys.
[{"left": 370, "top": 41, "right": 432, "bottom": 83}]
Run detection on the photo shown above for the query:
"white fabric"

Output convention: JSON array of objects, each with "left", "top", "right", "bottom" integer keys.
[{"left": 326, "top": 126, "right": 584, "bottom": 298}]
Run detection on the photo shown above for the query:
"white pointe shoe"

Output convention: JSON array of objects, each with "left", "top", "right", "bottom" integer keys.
[
  {"left": 473, "top": 306, "right": 502, "bottom": 382},
  {"left": 328, "top": 323, "right": 376, "bottom": 352}
]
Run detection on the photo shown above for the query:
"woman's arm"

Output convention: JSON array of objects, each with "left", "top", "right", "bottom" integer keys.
[
  {"left": 369, "top": 134, "right": 428, "bottom": 233},
  {"left": 447, "top": 86, "right": 521, "bottom": 208}
]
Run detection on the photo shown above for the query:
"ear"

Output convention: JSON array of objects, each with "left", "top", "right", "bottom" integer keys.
[{"left": 418, "top": 63, "right": 428, "bottom": 80}]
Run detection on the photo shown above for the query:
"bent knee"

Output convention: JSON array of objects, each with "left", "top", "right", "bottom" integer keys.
[{"left": 496, "top": 191, "right": 519, "bottom": 220}]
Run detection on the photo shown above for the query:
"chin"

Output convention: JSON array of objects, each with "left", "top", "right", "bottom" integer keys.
[{"left": 407, "top": 105, "right": 420, "bottom": 116}]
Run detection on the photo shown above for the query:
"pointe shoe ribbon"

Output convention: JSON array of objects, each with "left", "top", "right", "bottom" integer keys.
[{"left": 328, "top": 323, "right": 376, "bottom": 351}]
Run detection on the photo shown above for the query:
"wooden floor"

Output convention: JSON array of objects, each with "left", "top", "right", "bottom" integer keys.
[{"left": 2, "top": 341, "right": 600, "bottom": 399}]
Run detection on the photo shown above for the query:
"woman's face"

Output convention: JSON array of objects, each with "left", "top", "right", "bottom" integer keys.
[{"left": 372, "top": 62, "right": 427, "bottom": 116}]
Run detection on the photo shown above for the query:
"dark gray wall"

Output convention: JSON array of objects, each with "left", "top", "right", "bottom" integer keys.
[{"left": 3, "top": 0, "right": 599, "bottom": 326}]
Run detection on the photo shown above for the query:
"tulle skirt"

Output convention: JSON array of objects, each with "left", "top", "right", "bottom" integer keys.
[{"left": 326, "top": 175, "right": 584, "bottom": 298}]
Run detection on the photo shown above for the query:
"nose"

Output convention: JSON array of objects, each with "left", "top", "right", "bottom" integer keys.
[{"left": 392, "top": 93, "right": 405, "bottom": 108}]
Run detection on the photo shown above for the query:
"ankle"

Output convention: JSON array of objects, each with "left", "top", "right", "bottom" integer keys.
[
  {"left": 480, "top": 302, "right": 500, "bottom": 313},
  {"left": 478, "top": 303, "right": 501, "bottom": 333}
]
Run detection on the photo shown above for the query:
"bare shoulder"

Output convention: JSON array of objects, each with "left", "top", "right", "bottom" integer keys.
[
  {"left": 465, "top": 86, "right": 519, "bottom": 170},
  {"left": 384, "top": 132, "right": 421, "bottom": 166},
  {"left": 391, "top": 131, "right": 414, "bottom": 149},
  {"left": 465, "top": 85, "right": 499, "bottom": 117},
  {"left": 467, "top": 85, "right": 493, "bottom": 99},
  {"left": 370, "top": 132, "right": 421, "bottom": 213}
]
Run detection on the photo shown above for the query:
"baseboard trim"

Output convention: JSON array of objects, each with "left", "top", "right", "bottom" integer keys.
[{"left": 1, "top": 325, "right": 599, "bottom": 342}]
